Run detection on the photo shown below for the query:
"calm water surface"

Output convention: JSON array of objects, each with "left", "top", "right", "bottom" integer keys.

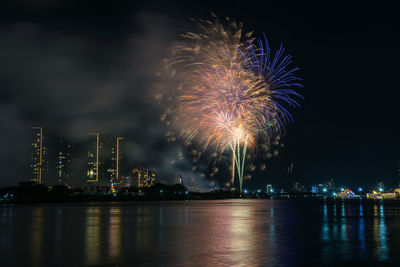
[{"left": 1, "top": 199, "right": 400, "bottom": 266}]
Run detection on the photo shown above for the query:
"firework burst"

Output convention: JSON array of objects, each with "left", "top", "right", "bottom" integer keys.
[{"left": 166, "top": 15, "right": 302, "bottom": 192}]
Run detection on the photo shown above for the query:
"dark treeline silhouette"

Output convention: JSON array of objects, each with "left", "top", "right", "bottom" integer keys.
[{"left": 0, "top": 182, "right": 241, "bottom": 204}]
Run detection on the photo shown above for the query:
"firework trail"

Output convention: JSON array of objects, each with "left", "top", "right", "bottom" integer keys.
[{"left": 167, "top": 14, "right": 302, "bottom": 192}]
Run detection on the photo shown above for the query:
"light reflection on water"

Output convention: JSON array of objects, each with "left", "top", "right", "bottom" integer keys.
[
  {"left": 85, "top": 206, "right": 101, "bottom": 265},
  {"left": 30, "top": 207, "right": 44, "bottom": 267},
  {"left": 359, "top": 203, "right": 366, "bottom": 260},
  {"left": 321, "top": 200, "right": 391, "bottom": 264},
  {"left": 0, "top": 200, "right": 400, "bottom": 266},
  {"left": 375, "top": 202, "right": 388, "bottom": 261}
]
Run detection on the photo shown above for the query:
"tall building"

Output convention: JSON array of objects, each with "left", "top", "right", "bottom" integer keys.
[
  {"left": 108, "top": 146, "right": 117, "bottom": 182},
  {"left": 132, "top": 167, "right": 156, "bottom": 188},
  {"left": 31, "top": 127, "right": 48, "bottom": 184},
  {"left": 56, "top": 139, "right": 72, "bottom": 185},
  {"left": 107, "top": 137, "right": 123, "bottom": 184},
  {"left": 87, "top": 133, "right": 103, "bottom": 183}
]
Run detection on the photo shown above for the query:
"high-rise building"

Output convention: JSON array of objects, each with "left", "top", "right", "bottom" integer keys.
[
  {"left": 87, "top": 133, "right": 103, "bottom": 183},
  {"left": 56, "top": 139, "right": 72, "bottom": 185},
  {"left": 132, "top": 167, "right": 156, "bottom": 188},
  {"left": 31, "top": 127, "right": 48, "bottom": 184},
  {"left": 108, "top": 146, "right": 117, "bottom": 181},
  {"left": 107, "top": 137, "right": 123, "bottom": 184}
]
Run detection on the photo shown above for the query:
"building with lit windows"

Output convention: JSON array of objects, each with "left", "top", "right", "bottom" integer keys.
[
  {"left": 107, "top": 146, "right": 117, "bottom": 181},
  {"left": 87, "top": 133, "right": 103, "bottom": 184},
  {"left": 56, "top": 139, "right": 72, "bottom": 185},
  {"left": 107, "top": 137, "right": 123, "bottom": 184},
  {"left": 31, "top": 127, "right": 48, "bottom": 184},
  {"left": 132, "top": 167, "right": 156, "bottom": 188}
]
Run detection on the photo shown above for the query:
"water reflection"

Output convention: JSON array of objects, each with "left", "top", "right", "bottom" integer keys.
[
  {"left": 268, "top": 201, "right": 276, "bottom": 260},
  {"left": 30, "top": 207, "right": 44, "bottom": 267},
  {"left": 1, "top": 200, "right": 400, "bottom": 266},
  {"left": 85, "top": 207, "right": 101, "bottom": 265},
  {"left": 339, "top": 201, "right": 348, "bottom": 258},
  {"left": 108, "top": 207, "right": 122, "bottom": 259},
  {"left": 358, "top": 203, "right": 366, "bottom": 259},
  {"left": 374, "top": 202, "right": 388, "bottom": 260},
  {"left": 229, "top": 205, "right": 257, "bottom": 265},
  {"left": 0, "top": 206, "right": 13, "bottom": 250},
  {"left": 322, "top": 201, "right": 329, "bottom": 242}
]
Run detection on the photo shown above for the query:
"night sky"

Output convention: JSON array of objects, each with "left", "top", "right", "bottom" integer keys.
[{"left": 1, "top": 0, "right": 399, "bottom": 189}]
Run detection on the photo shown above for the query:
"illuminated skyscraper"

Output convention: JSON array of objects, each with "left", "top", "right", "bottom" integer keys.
[
  {"left": 31, "top": 127, "right": 48, "bottom": 184},
  {"left": 107, "top": 146, "right": 117, "bottom": 181},
  {"left": 107, "top": 137, "right": 123, "bottom": 183},
  {"left": 56, "top": 139, "right": 72, "bottom": 185},
  {"left": 116, "top": 138, "right": 123, "bottom": 181},
  {"left": 87, "top": 133, "right": 102, "bottom": 183}
]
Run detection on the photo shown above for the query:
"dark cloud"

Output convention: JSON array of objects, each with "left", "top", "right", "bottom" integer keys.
[{"left": 0, "top": 5, "right": 212, "bottom": 190}]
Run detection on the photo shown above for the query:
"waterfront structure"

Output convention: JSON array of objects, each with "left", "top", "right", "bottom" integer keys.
[
  {"left": 292, "top": 182, "right": 305, "bottom": 192},
  {"left": 266, "top": 184, "right": 272, "bottom": 193},
  {"left": 31, "top": 127, "right": 48, "bottom": 184},
  {"left": 56, "top": 139, "right": 72, "bottom": 184},
  {"left": 338, "top": 188, "right": 356, "bottom": 199},
  {"left": 311, "top": 184, "right": 325, "bottom": 194},
  {"left": 367, "top": 189, "right": 400, "bottom": 199},
  {"left": 132, "top": 167, "right": 156, "bottom": 188}
]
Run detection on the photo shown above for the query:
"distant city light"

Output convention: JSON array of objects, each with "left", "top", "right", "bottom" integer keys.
[
  {"left": 333, "top": 192, "right": 336, "bottom": 196},
  {"left": 379, "top": 188, "right": 383, "bottom": 192},
  {"left": 341, "top": 188, "right": 344, "bottom": 191},
  {"left": 358, "top": 187, "right": 363, "bottom": 192},
  {"left": 323, "top": 188, "right": 327, "bottom": 192},
  {"left": 244, "top": 189, "right": 248, "bottom": 194},
  {"left": 270, "top": 189, "right": 274, "bottom": 193}
]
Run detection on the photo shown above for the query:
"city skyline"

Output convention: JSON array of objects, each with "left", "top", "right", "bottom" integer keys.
[
  {"left": 28, "top": 126, "right": 163, "bottom": 188},
  {"left": 25, "top": 126, "right": 400, "bottom": 193}
]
